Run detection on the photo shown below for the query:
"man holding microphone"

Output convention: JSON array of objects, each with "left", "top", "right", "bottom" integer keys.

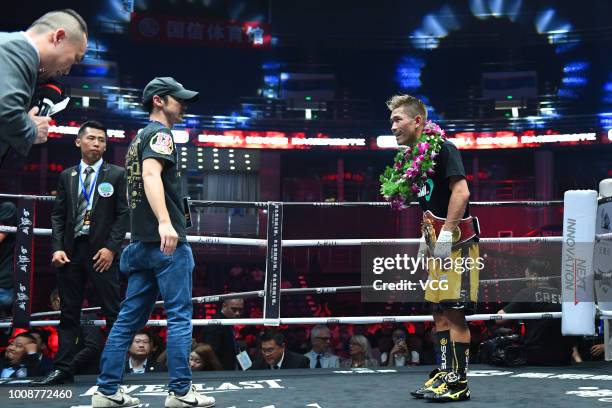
[{"left": 0, "top": 9, "right": 88, "bottom": 165}]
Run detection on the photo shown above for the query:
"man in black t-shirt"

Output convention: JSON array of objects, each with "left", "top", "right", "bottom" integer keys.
[
  {"left": 498, "top": 259, "right": 575, "bottom": 365},
  {"left": 94, "top": 77, "right": 215, "bottom": 408},
  {"left": 387, "top": 94, "right": 477, "bottom": 403}
]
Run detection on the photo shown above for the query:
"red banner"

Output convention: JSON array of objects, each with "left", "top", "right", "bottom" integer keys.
[{"left": 130, "top": 12, "right": 272, "bottom": 48}]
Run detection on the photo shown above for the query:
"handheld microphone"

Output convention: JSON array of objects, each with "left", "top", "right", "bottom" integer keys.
[{"left": 36, "top": 82, "right": 63, "bottom": 116}]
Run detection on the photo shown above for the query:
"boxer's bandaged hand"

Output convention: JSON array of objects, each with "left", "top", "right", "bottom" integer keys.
[{"left": 433, "top": 230, "right": 453, "bottom": 259}]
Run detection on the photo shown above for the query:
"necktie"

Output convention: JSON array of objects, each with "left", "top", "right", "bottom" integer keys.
[
  {"left": 315, "top": 354, "right": 322, "bottom": 368},
  {"left": 74, "top": 166, "right": 94, "bottom": 236}
]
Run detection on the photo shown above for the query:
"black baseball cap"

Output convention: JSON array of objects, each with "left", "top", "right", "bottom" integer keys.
[{"left": 142, "top": 77, "right": 199, "bottom": 104}]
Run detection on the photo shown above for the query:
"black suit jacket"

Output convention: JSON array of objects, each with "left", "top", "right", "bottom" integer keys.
[
  {"left": 124, "top": 358, "right": 167, "bottom": 374},
  {"left": 200, "top": 311, "right": 237, "bottom": 370},
  {"left": 250, "top": 350, "right": 310, "bottom": 370},
  {"left": 0, "top": 352, "right": 45, "bottom": 378},
  {"left": 51, "top": 162, "right": 128, "bottom": 257}
]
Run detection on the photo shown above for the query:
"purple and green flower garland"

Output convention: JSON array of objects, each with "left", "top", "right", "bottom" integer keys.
[{"left": 380, "top": 121, "right": 447, "bottom": 210}]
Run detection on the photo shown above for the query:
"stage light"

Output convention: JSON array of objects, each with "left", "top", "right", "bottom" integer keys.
[
  {"left": 563, "top": 62, "right": 589, "bottom": 73},
  {"left": 396, "top": 56, "right": 425, "bottom": 91},
  {"left": 535, "top": 9, "right": 555, "bottom": 34},
  {"left": 561, "top": 77, "right": 587, "bottom": 86}
]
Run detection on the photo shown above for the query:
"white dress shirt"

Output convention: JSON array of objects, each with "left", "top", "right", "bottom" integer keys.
[{"left": 304, "top": 350, "right": 340, "bottom": 368}]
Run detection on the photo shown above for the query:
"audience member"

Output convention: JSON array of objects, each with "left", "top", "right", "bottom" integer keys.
[
  {"left": 26, "top": 329, "right": 54, "bottom": 375},
  {"left": 125, "top": 330, "right": 166, "bottom": 374},
  {"left": 251, "top": 330, "right": 309, "bottom": 370},
  {"left": 0, "top": 332, "right": 46, "bottom": 378},
  {"left": 304, "top": 325, "right": 340, "bottom": 368},
  {"left": 200, "top": 298, "right": 244, "bottom": 370},
  {"left": 387, "top": 326, "right": 419, "bottom": 366},
  {"left": 340, "top": 335, "right": 379, "bottom": 368},
  {"left": 190, "top": 343, "right": 223, "bottom": 371}
]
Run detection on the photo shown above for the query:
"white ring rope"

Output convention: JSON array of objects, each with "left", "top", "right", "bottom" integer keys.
[
  {"left": 0, "top": 226, "right": 568, "bottom": 246},
  {"left": 0, "top": 193, "right": 564, "bottom": 208},
  {"left": 0, "top": 311, "right": 568, "bottom": 328}
]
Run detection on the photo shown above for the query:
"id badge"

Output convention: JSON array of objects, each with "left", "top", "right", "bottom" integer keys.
[
  {"left": 83, "top": 210, "right": 91, "bottom": 233},
  {"left": 183, "top": 197, "right": 193, "bottom": 229},
  {"left": 83, "top": 210, "right": 91, "bottom": 225},
  {"left": 236, "top": 350, "right": 252, "bottom": 371}
]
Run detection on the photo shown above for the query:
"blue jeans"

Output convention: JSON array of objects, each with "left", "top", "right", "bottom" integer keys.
[{"left": 96, "top": 241, "right": 194, "bottom": 395}]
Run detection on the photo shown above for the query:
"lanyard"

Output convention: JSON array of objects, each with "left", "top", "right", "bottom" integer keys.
[{"left": 78, "top": 163, "right": 101, "bottom": 206}]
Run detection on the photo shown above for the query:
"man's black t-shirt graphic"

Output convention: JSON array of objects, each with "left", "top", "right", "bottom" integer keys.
[{"left": 416, "top": 140, "right": 469, "bottom": 219}]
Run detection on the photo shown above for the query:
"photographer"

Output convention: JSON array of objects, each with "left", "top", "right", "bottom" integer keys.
[{"left": 497, "top": 260, "right": 576, "bottom": 366}]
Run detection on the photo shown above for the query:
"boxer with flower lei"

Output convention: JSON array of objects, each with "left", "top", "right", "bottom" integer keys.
[{"left": 380, "top": 94, "right": 480, "bottom": 403}]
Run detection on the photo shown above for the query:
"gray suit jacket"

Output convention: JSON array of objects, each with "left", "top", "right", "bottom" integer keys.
[{"left": 0, "top": 31, "right": 39, "bottom": 161}]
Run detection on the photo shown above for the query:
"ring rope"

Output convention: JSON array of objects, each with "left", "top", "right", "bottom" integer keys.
[
  {"left": 0, "top": 193, "right": 564, "bottom": 208},
  {"left": 0, "top": 311, "right": 569, "bottom": 328},
  {"left": 0, "top": 226, "right": 567, "bottom": 246}
]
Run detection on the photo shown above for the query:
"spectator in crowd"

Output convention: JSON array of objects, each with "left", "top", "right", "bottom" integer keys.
[
  {"left": 497, "top": 259, "right": 576, "bottom": 366},
  {"left": 387, "top": 326, "right": 419, "bottom": 366},
  {"left": 372, "top": 332, "right": 393, "bottom": 365},
  {"left": 341, "top": 335, "right": 379, "bottom": 368},
  {"left": 0, "top": 202, "right": 16, "bottom": 315},
  {"left": 27, "top": 329, "right": 54, "bottom": 375},
  {"left": 201, "top": 298, "right": 244, "bottom": 370},
  {"left": 304, "top": 325, "right": 340, "bottom": 368},
  {"left": 189, "top": 343, "right": 223, "bottom": 371},
  {"left": 0, "top": 332, "right": 47, "bottom": 378},
  {"left": 251, "top": 330, "right": 309, "bottom": 370},
  {"left": 125, "top": 330, "right": 166, "bottom": 374}
]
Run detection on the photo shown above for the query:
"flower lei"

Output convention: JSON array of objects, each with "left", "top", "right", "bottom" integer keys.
[{"left": 380, "top": 121, "right": 447, "bottom": 210}]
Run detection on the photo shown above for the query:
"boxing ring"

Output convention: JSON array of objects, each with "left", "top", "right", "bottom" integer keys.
[{"left": 0, "top": 191, "right": 612, "bottom": 407}]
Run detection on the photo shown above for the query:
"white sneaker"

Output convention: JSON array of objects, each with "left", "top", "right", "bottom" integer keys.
[
  {"left": 92, "top": 387, "right": 140, "bottom": 408},
  {"left": 165, "top": 385, "right": 215, "bottom": 407}
]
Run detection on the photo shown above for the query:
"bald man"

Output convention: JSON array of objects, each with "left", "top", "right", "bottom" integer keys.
[{"left": 0, "top": 9, "right": 88, "bottom": 164}]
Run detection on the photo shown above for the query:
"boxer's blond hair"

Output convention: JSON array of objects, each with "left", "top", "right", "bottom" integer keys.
[{"left": 386, "top": 94, "right": 427, "bottom": 121}]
